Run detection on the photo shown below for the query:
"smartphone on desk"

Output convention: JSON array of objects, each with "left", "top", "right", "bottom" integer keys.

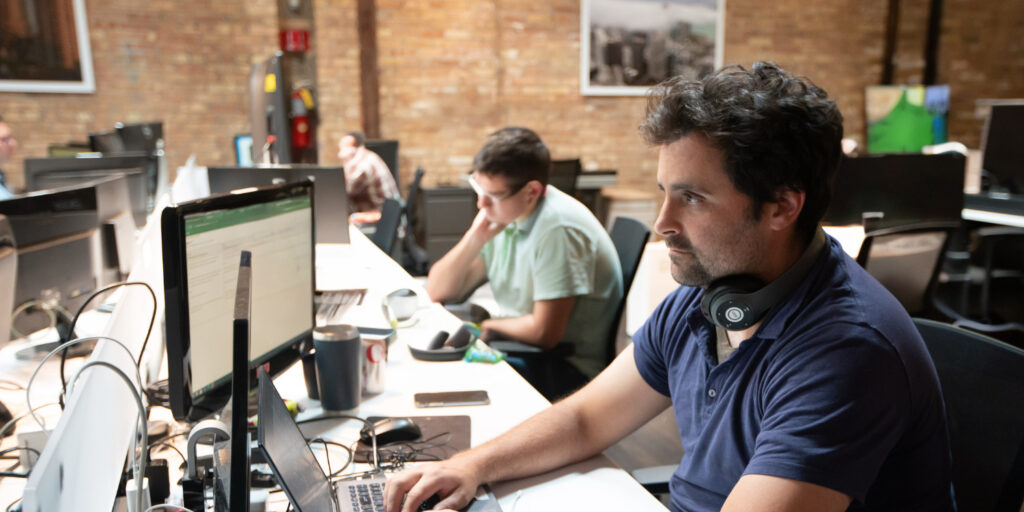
[{"left": 414, "top": 390, "right": 490, "bottom": 408}]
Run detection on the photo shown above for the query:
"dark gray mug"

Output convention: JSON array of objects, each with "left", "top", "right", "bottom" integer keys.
[{"left": 313, "top": 324, "right": 362, "bottom": 411}]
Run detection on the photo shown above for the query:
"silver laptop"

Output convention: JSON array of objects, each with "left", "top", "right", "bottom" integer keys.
[
  {"left": 257, "top": 369, "right": 385, "bottom": 512},
  {"left": 256, "top": 371, "right": 502, "bottom": 512}
]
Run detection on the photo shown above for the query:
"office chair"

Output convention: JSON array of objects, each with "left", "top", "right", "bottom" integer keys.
[
  {"left": 400, "top": 167, "right": 430, "bottom": 276},
  {"left": 913, "top": 318, "right": 1024, "bottom": 512},
  {"left": 549, "top": 159, "right": 582, "bottom": 197},
  {"left": 370, "top": 198, "right": 402, "bottom": 257},
  {"left": 490, "top": 216, "right": 651, "bottom": 399},
  {"left": 365, "top": 139, "right": 400, "bottom": 190},
  {"left": 933, "top": 226, "right": 1024, "bottom": 339},
  {"left": 856, "top": 221, "right": 960, "bottom": 316}
]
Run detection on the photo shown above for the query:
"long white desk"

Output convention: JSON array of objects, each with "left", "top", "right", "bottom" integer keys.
[
  {"left": 9, "top": 218, "right": 663, "bottom": 511},
  {"left": 297, "top": 228, "right": 666, "bottom": 511}
]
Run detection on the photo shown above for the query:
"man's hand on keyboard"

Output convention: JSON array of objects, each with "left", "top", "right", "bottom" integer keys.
[{"left": 384, "top": 458, "right": 481, "bottom": 512}]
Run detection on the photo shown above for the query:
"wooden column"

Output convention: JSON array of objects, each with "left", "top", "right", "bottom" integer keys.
[{"left": 356, "top": 0, "right": 380, "bottom": 138}]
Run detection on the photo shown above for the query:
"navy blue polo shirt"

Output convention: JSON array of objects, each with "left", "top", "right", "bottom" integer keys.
[{"left": 633, "top": 235, "right": 954, "bottom": 511}]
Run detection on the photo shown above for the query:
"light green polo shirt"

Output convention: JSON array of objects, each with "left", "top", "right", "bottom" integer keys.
[{"left": 480, "top": 186, "right": 623, "bottom": 378}]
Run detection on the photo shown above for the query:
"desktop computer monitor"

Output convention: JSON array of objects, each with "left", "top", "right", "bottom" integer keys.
[
  {"left": 116, "top": 121, "right": 163, "bottom": 153},
  {"left": 207, "top": 165, "right": 350, "bottom": 244},
  {"left": 980, "top": 103, "right": 1024, "bottom": 194},
  {"left": 162, "top": 181, "right": 315, "bottom": 421},
  {"left": 24, "top": 154, "right": 159, "bottom": 227},
  {"left": 823, "top": 153, "right": 965, "bottom": 230},
  {"left": 0, "top": 175, "right": 135, "bottom": 337}
]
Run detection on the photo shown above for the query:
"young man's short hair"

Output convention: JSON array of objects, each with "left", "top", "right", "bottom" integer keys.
[
  {"left": 472, "top": 126, "right": 551, "bottom": 188},
  {"left": 640, "top": 61, "right": 844, "bottom": 241},
  {"left": 347, "top": 130, "right": 366, "bottom": 147}
]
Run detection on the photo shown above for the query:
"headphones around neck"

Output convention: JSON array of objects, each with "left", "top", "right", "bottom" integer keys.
[{"left": 700, "top": 227, "right": 827, "bottom": 331}]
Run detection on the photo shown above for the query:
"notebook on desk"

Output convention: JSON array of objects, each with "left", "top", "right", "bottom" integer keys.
[{"left": 256, "top": 370, "right": 501, "bottom": 512}]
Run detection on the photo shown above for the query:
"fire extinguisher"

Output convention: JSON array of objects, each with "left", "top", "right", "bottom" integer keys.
[{"left": 290, "top": 90, "right": 311, "bottom": 150}]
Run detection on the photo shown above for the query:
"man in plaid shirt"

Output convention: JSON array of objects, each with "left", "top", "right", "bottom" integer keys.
[{"left": 338, "top": 130, "right": 400, "bottom": 213}]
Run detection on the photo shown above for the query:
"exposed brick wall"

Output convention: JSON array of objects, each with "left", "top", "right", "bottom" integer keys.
[
  {"left": 2, "top": 0, "right": 1023, "bottom": 199},
  {"left": 0, "top": 0, "right": 279, "bottom": 191}
]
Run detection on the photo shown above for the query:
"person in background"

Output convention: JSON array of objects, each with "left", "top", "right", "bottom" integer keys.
[
  {"left": 0, "top": 116, "right": 16, "bottom": 200},
  {"left": 338, "top": 130, "right": 399, "bottom": 214},
  {"left": 387, "top": 63, "right": 953, "bottom": 512},
  {"left": 424, "top": 126, "right": 622, "bottom": 399}
]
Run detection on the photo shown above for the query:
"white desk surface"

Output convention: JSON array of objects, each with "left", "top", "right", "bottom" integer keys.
[
  {"left": 7, "top": 225, "right": 664, "bottom": 511},
  {"left": 300, "top": 227, "right": 666, "bottom": 511}
]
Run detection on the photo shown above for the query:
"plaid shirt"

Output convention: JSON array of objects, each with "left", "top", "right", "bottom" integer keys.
[{"left": 344, "top": 146, "right": 399, "bottom": 213}]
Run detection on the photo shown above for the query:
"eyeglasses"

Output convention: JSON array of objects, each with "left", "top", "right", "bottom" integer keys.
[{"left": 468, "top": 173, "right": 528, "bottom": 204}]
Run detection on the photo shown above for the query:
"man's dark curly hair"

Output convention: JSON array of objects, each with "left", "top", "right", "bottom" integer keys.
[
  {"left": 472, "top": 126, "right": 551, "bottom": 188},
  {"left": 640, "top": 61, "right": 844, "bottom": 242}
]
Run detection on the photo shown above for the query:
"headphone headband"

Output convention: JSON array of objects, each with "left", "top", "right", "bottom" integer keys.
[{"left": 700, "top": 227, "right": 827, "bottom": 330}]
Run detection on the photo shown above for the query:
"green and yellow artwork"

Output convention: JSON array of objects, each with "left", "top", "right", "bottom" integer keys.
[{"left": 866, "top": 85, "right": 949, "bottom": 154}]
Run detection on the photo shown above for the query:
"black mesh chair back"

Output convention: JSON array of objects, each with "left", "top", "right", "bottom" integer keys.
[
  {"left": 606, "top": 216, "right": 651, "bottom": 365},
  {"left": 857, "top": 221, "right": 959, "bottom": 315},
  {"left": 549, "top": 159, "right": 581, "bottom": 197},
  {"left": 913, "top": 318, "right": 1024, "bottom": 512},
  {"left": 371, "top": 198, "right": 402, "bottom": 257}
]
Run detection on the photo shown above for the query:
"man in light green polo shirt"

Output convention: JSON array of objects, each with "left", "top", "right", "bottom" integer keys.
[{"left": 425, "top": 127, "right": 622, "bottom": 398}]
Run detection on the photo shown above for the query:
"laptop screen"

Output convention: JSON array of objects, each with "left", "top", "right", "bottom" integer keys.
[{"left": 257, "top": 369, "right": 336, "bottom": 511}]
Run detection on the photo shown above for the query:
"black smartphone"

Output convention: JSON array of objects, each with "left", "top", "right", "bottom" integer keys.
[{"left": 413, "top": 390, "right": 490, "bottom": 408}]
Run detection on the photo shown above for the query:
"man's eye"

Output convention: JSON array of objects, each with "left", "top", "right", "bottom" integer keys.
[{"left": 683, "top": 193, "right": 700, "bottom": 204}]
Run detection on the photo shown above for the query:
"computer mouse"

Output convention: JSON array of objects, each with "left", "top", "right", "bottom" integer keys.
[
  {"left": 359, "top": 417, "right": 421, "bottom": 445},
  {"left": 0, "top": 400, "right": 13, "bottom": 437}
]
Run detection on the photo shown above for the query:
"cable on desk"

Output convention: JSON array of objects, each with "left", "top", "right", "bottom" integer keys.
[
  {"left": 0, "top": 402, "right": 59, "bottom": 439},
  {"left": 26, "top": 335, "right": 143, "bottom": 436},
  {"left": 0, "top": 471, "right": 29, "bottom": 478},
  {"left": 66, "top": 360, "right": 148, "bottom": 512},
  {"left": 296, "top": 413, "right": 380, "bottom": 471},
  {"left": 0, "top": 446, "right": 40, "bottom": 472},
  {"left": 0, "top": 379, "right": 25, "bottom": 391},
  {"left": 58, "top": 281, "right": 157, "bottom": 409},
  {"left": 307, "top": 438, "right": 353, "bottom": 477},
  {"left": 9, "top": 299, "right": 66, "bottom": 340},
  {"left": 5, "top": 496, "right": 21, "bottom": 512},
  {"left": 150, "top": 441, "right": 186, "bottom": 468}
]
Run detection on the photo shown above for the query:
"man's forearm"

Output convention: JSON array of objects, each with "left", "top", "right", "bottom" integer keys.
[
  {"left": 482, "top": 315, "right": 552, "bottom": 347},
  {"left": 451, "top": 396, "right": 608, "bottom": 484},
  {"left": 424, "top": 233, "right": 486, "bottom": 302}
]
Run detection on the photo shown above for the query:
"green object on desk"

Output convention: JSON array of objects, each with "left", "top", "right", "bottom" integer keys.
[{"left": 464, "top": 339, "right": 505, "bottom": 364}]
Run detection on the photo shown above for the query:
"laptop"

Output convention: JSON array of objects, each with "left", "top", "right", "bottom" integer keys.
[{"left": 256, "top": 370, "right": 501, "bottom": 512}]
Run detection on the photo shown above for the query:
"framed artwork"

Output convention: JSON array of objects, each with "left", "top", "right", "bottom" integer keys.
[
  {"left": 581, "top": 0, "right": 724, "bottom": 96},
  {"left": 866, "top": 85, "right": 950, "bottom": 154},
  {"left": 0, "top": 0, "right": 96, "bottom": 93}
]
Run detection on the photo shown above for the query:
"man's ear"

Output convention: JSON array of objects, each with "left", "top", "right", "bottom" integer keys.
[
  {"left": 525, "top": 180, "right": 545, "bottom": 202},
  {"left": 764, "top": 188, "right": 805, "bottom": 232}
]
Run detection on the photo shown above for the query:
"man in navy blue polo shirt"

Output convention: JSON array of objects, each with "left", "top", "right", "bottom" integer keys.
[{"left": 384, "top": 62, "right": 954, "bottom": 512}]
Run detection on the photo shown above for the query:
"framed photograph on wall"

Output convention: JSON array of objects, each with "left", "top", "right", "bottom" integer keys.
[
  {"left": 581, "top": 0, "right": 724, "bottom": 96},
  {"left": 0, "top": 0, "right": 96, "bottom": 93}
]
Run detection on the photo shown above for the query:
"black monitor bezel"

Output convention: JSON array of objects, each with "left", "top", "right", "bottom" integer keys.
[
  {"left": 162, "top": 181, "right": 316, "bottom": 422},
  {"left": 980, "top": 103, "right": 1024, "bottom": 194}
]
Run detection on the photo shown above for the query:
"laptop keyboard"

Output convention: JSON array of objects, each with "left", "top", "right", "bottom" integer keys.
[
  {"left": 316, "top": 289, "right": 367, "bottom": 324},
  {"left": 346, "top": 481, "right": 385, "bottom": 512}
]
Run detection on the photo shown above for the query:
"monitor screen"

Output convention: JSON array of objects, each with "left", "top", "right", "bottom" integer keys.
[
  {"left": 162, "top": 181, "right": 315, "bottom": 421},
  {"left": 207, "top": 165, "right": 350, "bottom": 244},
  {"left": 981, "top": 103, "right": 1024, "bottom": 194},
  {"left": 0, "top": 175, "right": 134, "bottom": 336},
  {"left": 823, "top": 153, "right": 965, "bottom": 230}
]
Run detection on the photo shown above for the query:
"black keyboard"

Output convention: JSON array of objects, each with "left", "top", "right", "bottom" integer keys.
[{"left": 964, "top": 193, "right": 1024, "bottom": 216}]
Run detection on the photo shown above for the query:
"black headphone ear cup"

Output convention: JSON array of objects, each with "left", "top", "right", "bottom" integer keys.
[{"left": 701, "top": 275, "right": 764, "bottom": 329}]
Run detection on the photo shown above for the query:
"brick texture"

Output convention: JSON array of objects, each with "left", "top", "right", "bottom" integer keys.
[{"left": 1, "top": 0, "right": 1022, "bottom": 198}]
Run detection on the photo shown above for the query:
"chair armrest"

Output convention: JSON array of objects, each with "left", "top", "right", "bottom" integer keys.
[
  {"left": 631, "top": 464, "right": 676, "bottom": 495},
  {"left": 487, "top": 340, "right": 575, "bottom": 359}
]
